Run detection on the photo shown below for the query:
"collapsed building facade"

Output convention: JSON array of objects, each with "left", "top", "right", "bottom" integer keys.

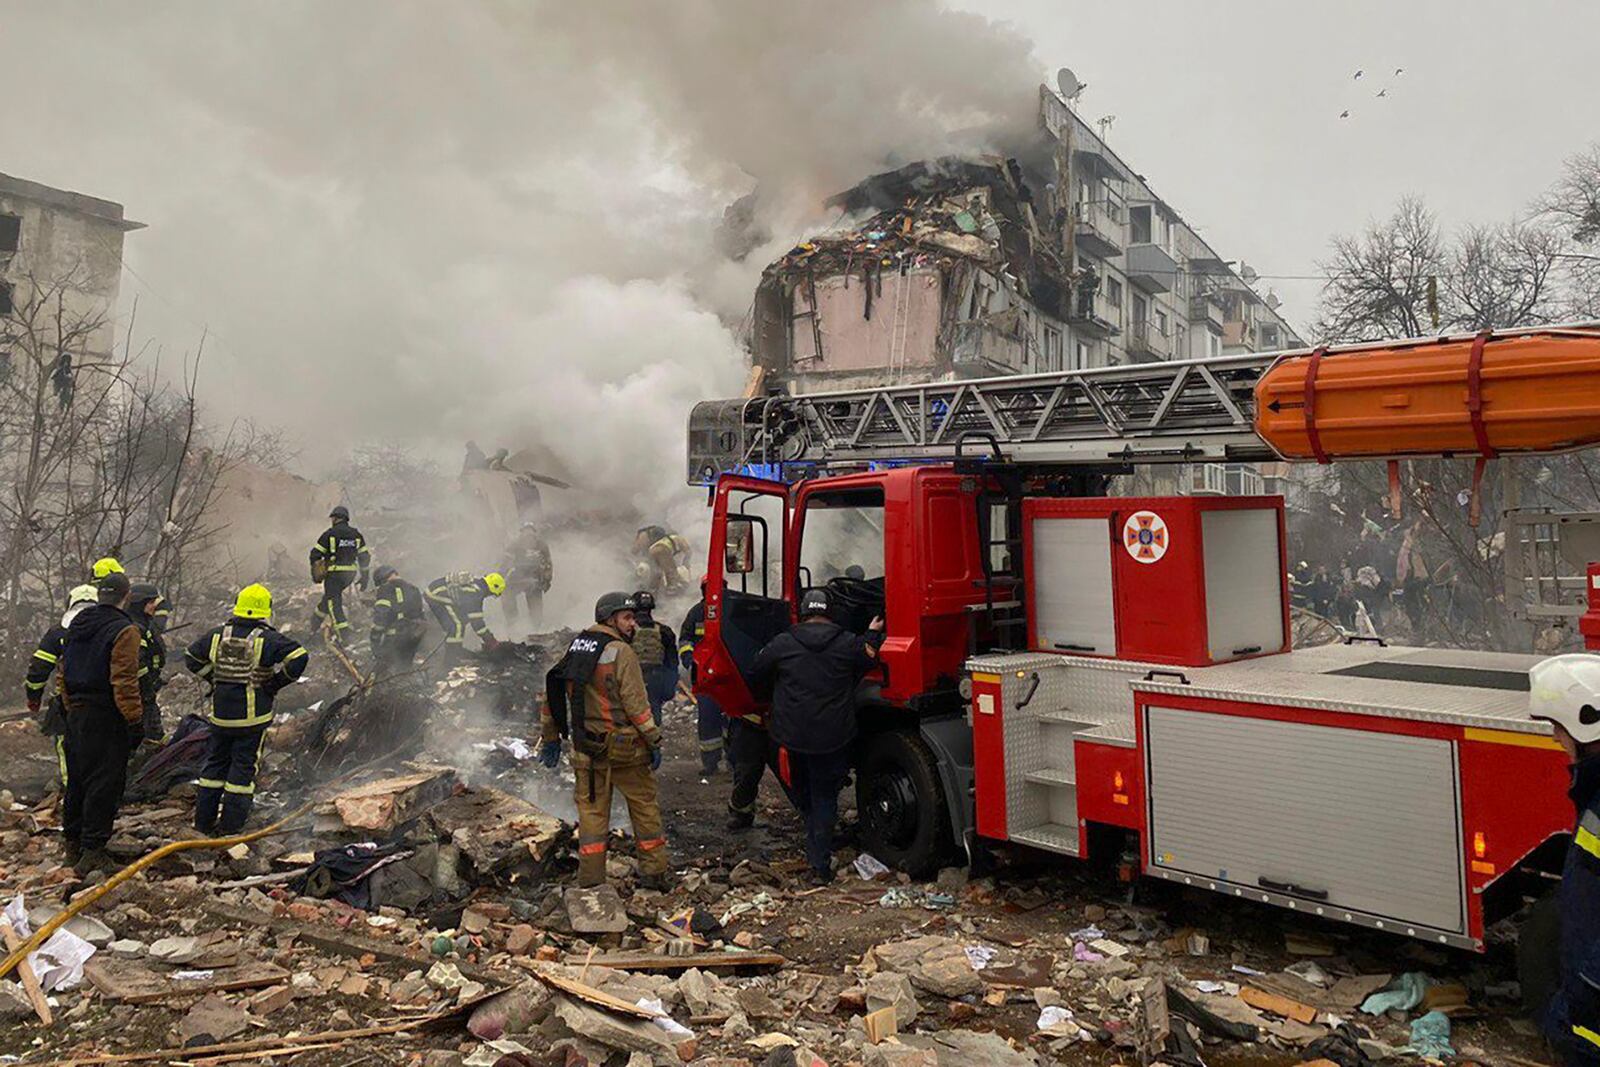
[{"left": 746, "top": 86, "right": 1304, "bottom": 496}]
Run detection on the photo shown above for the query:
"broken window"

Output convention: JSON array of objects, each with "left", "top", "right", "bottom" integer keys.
[
  {"left": 1042, "top": 326, "right": 1063, "bottom": 371},
  {"left": 1129, "top": 205, "right": 1152, "bottom": 244},
  {"left": 0, "top": 280, "right": 12, "bottom": 316},
  {"left": 0, "top": 214, "right": 18, "bottom": 254}
]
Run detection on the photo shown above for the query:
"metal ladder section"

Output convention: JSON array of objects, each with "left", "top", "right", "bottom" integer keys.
[
  {"left": 1008, "top": 704, "right": 1109, "bottom": 857},
  {"left": 687, "top": 351, "right": 1279, "bottom": 484}
]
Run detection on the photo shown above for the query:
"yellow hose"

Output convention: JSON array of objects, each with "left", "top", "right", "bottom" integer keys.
[{"left": 0, "top": 799, "right": 319, "bottom": 982}]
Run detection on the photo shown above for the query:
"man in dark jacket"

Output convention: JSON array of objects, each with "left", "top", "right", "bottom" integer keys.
[
  {"left": 749, "top": 588, "right": 884, "bottom": 884},
  {"left": 425, "top": 571, "right": 505, "bottom": 668},
  {"left": 58, "top": 573, "right": 145, "bottom": 876},
  {"left": 185, "top": 584, "right": 308, "bottom": 835},
  {"left": 1530, "top": 655, "right": 1600, "bottom": 1066},
  {"left": 679, "top": 584, "right": 725, "bottom": 776},
  {"left": 370, "top": 565, "right": 428, "bottom": 676},
  {"left": 127, "top": 583, "right": 169, "bottom": 745}
]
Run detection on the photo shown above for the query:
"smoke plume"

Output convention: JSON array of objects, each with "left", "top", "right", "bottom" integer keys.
[{"left": 3, "top": 1, "right": 1041, "bottom": 592}]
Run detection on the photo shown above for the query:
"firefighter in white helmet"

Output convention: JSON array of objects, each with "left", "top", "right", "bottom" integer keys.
[{"left": 1528, "top": 654, "right": 1600, "bottom": 1066}]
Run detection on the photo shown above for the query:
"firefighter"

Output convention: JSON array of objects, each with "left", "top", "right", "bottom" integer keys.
[
  {"left": 370, "top": 565, "right": 427, "bottom": 677},
  {"left": 1529, "top": 654, "right": 1600, "bottom": 1067},
  {"left": 425, "top": 571, "right": 506, "bottom": 667},
  {"left": 629, "top": 590, "right": 678, "bottom": 727},
  {"left": 309, "top": 505, "right": 371, "bottom": 646},
  {"left": 58, "top": 573, "right": 144, "bottom": 875},
  {"left": 184, "top": 584, "right": 308, "bottom": 835},
  {"left": 749, "top": 587, "right": 885, "bottom": 885},
  {"left": 502, "top": 522, "right": 553, "bottom": 629},
  {"left": 633, "top": 525, "right": 691, "bottom": 593},
  {"left": 91, "top": 556, "right": 124, "bottom": 580},
  {"left": 25, "top": 583, "right": 99, "bottom": 789},
  {"left": 127, "top": 583, "right": 170, "bottom": 745},
  {"left": 539, "top": 591, "right": 668, "bottom": 890},
  {"left": 678, "top": 582, "right": 724, "bottom": 776}
]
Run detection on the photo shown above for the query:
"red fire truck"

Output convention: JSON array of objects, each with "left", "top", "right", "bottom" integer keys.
[{"left": 687, "top": 326, "right": 1600, "bottom": 951}]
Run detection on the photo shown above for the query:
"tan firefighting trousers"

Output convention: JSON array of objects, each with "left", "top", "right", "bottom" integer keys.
[{"left": 573, "top": 735, "right": 667, "bottom": 886}]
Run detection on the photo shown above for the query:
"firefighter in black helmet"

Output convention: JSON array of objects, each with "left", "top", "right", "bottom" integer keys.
[
  {"left": 126, "top": 583, "right": 170, "bottom": 745},
  {"left": 309, "top": 505, "right": 370, "bottom": 647},
  {"left": 370, "top": 565, "right": 427, "bottom": 676},
  {"left": 630, "top": 591, "right": 678, "bottom": 727}
]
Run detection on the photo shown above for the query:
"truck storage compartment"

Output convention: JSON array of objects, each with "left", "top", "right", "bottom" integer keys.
[{"left": 1144, "top": 705, "right": 1466, "bottom": 935}]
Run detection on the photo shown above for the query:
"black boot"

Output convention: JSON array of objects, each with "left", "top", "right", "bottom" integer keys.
[{"left": 726, "top": 809, "right": 754, "bottom": 832}]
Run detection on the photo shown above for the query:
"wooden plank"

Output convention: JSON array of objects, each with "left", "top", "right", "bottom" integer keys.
[
  {"left": 559, "top": 950, "right": 786, "bottom": 973},
  {"left": 863, "top": 1006, "right": 898, "bottom": 1045},
  {"left": 1239, "top": 985, "right": 1318, "bottom": 1025},
  {"left": 57, "top": 1016, "right": 443, "bottom": 1065},
  {"left": 526, "top": 964, "right": 663, "bottom": 1019},
  {"left": 0, "top": 920, "right": 52, "bottom": 1025},
  {"left": 84, "top": 958, "right": 289, "bottom": 1004}
]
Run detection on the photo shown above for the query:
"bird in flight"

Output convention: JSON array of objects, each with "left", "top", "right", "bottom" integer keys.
[
  {"left": 1353, "top": 69, "right": 1364, "bottom": 79},
  {"left": 1377, "top": 88, "right": 1388, "bottom": 98},
  {"left": 1339, "top": 109, "right": 1351, "bottom": 119}
]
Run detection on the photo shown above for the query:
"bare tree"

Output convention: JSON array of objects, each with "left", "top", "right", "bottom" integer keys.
[
  {"left": 1536, "top": 142, "right": 1600, "bottom": 317},
  {"left": 1448, "top": 221, "right": 1563, "bottom": 329},
  {"left": 1314, "top": 196, "right": 1447, "bottom": 342}
]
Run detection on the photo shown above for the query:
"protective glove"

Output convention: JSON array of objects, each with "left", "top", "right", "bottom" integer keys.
[
  {"left": 482, "top": 635, "right": 501, "bottom": 652},
  {"left": 356, "top": 573, "right": 368, "bottom": 591},
  {"left": 538, "top": 740, "right": 562, "bottom": 769},
  {"left": 26, "top": 700, "right": 39, "bottom": 716},
  {"left": 650, "top": 746, "right": 663, "bottom": 771}
]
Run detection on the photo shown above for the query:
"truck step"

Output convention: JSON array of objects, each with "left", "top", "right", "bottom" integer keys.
[
  {"left": 1038, "top": 712, "right": 1088, "bottom": 727},
  {"left": 1009, "top": 822, "right": 1081, "bottom": 857},
  {"left": 1024, "top": 768, "right": 1077, "bottom": 788}
]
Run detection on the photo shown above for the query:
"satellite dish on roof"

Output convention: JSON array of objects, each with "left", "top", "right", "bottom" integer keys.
[
  {"left": 1057, "top": 67, "right": 1085, "bottom": 101},
  {"left": 1240, "top": 263, "right": 1260, "bottom": 284},
  {"left": 1266, "top": 292, "right": 1282, "bottom": 309}
]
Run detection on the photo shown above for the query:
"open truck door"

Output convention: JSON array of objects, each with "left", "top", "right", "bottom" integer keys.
[{"left": 696, "top": 475, "right": 791, "bottom": 721}]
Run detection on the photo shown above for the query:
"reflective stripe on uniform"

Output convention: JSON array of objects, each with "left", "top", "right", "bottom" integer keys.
[
  {"left": 1576, "top": 1025, "right": 1600, "bottom": 1050},
  {"left": 698, "top": 738, "right": 724, "bottom": 752},
  {"left": 578, "top": 839, "right": 607, "bottom": 855},
  {"left": 224, "top": 781, "right": 255, "bottom": 795},
  {"left": 25, "top": 680, "right": 45, "bottom": 692},
  {"left": 55, "top": 737, "right": 67, "bottom": 785},
  {"left": 198, "top": 778, "right": 225, "bottom": 789},
  {"left": 1577, "top": 825, "right": 1600, "bottom": 861},
  {"left": 32, "top": 649, "right": 58, "bottom": 664},
  {"left": 637, "top": 836, "right": 666, "bottom": 851}
]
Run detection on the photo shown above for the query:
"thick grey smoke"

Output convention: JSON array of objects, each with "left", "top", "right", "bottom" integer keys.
[{"left": 2, "top": 1, "right": 1040, "bottom": 550}]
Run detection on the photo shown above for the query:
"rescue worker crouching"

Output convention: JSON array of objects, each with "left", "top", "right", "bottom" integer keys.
[
  {"left": 127, "top": 583, "right": 170, "bottom": 745},
  {"left": 309, "top": 505, "right": 371, "bottom": 647},
  {"left": 540, "top": 591, "right": 669, "bottom": 891},
  {"left": 370, "top": 565, "right": 427, "bottom": 677},
  {"left": 1529, "top": 655, "right": 1600, "bottom": 1067},
  {"left": 629, "top": 590, "right": 678, "bottom": 727},
  {"left": 633, "top": 526, "right": 691, "bottom": 593},
  {"left": 59, "top": 573, "right": 145, "bottom": 876},
  {"left": 27, "top": 583, "right": 100, "bottom": 791},
  {"left": 184, "top": 584, "right": 308, "bottom": 836},
  {"left": 425, "top": 571, "right": 505, "bottom": 668},
  {"left": 679, "top": 582, "right": 724, "bottom": 776}
]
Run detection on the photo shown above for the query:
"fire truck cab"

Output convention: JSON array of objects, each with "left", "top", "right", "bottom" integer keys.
[{"left": 695, "top": 461, "right": 1572, "bottom": 951}]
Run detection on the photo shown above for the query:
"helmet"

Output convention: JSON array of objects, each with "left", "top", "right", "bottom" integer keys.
[
  {"left": 483, "top": 572, "right": 507, "bottom": 596},
  {"left": 233, "top": 583, "right": 273, "bottom": 620},
  {"left": 330, "top": 505, "right": 350, "bottom": 522},
  {"left": 594, "top": 591, "right": 632, "bottom": 624},
  {"left": 373, "top": 564, "right": 398, "bottom": 586},
  {"left": 632, "top": 590, "right": 656, "bottom": 613},
  {"left": 67, "top": 583, "right": 98, "bottom": 609},
  {"left": 92, "top": 556, "right": 125, "bottom": 579},
  {"left": 1530, "top": 654, "right": 1600, "bottom": 746},
  {"left": 799, "top": 587, "right": 831, "bottom": 617},
  {"left": 129, "top": 582, "right": 162, "bottom": 612}
]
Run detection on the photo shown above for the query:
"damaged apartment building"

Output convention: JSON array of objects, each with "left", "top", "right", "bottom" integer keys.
[{"left": 745, "top": 86, "right": 1303, "bottom": 496}]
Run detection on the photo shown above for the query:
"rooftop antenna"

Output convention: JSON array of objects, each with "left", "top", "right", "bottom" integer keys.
[
  {"left": 1096, "top": 114, "right": 1116, "bottom": 141},
  {"left": 1056, "top": 67, "right": 1086, "bottom": 102}
]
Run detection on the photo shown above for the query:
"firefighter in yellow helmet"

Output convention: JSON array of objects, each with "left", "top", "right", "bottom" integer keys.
[
  {"left": 183, "top": 584, "right": 308, "bottom": 834},
  {"left": 424, "top": 571, "right": 505, "bottom": 668},
  {"left": 633, "top": 526, "right": 691, "bottom": 593},
  {"left": 540, "top": 591, "right": 668, "bottom": 890},
  {"left": 91, "top": 557, "right": 125, "bottom": 580}
]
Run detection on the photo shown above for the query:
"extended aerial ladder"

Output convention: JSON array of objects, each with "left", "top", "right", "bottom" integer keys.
[{"left": 688, "top": 322, "right": 1600, "bottom": 486}]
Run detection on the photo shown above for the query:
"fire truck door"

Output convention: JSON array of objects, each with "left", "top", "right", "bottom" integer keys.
[{"left": 700, "top": 476, "right": 792, "bottom": 719}]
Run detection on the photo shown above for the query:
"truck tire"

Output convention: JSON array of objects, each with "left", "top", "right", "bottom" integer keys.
[{"left": 856, "top": 729, "right": 952, "bottom": 878}]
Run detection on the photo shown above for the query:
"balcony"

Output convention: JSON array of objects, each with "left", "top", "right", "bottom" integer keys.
[
  {"left": 1075, "top": 196, "right": 1124, "bottom": 258},
  {"left": 1126, "top": 243, "right": 1179, "bottom": 294},
  {"left": 1187, "top": 294, "right": 1225, "bottom": 330},
  {"left": 1222, "top": 319, "right": 1255, "bottom": 350},
  {"left": 1067, "top": 287, "right": 1123, "bottom": 337},
  {"left": 1127, "top": 319, "right": 1173, "bottom": 362},
  {"left": 1188, "top": 462, "right": 1265, "bottom": 497}
]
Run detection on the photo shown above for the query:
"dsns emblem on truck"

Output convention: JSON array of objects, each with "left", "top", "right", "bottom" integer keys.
[{"left": 1123, "top": 511, "right": 1169, "bottom": 564}]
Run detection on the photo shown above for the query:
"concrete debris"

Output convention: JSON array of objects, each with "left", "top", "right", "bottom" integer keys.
[
  {"left": 565, "top": 884, "right": 629, "bottom": 934},
  {"left": 866, "top": 936, "right": 982, "bottom": 997},
  {"left": 325, "top": 768, "right": 459, "bottom": 834},
  {"left": 177, "top": 992, "right": 251, "bottom": 1043},
  {"left": 865, "top": 971, "right": 921, "bottom": 1027}
]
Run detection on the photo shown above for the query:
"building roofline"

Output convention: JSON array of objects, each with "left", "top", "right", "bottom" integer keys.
[{"left": 0, "top": 172, "right": 144, "bottom": 232}]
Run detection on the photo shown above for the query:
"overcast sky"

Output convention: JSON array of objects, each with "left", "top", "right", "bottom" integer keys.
[
  {"left": 954, "top": 0, "right": 1600, "bottom": 331},
  {"left": 4, "top": 0, "right": 1599, "bottom": 499}
]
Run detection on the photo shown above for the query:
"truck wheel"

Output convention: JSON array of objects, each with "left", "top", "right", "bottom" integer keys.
[{"left": 856, "top": 729, "right": 952, "bottom": 878}]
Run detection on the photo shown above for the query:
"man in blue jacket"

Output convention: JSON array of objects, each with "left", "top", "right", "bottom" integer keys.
[{"left": 1530, "top": 654, "right": 1600, "bottom": 1066}]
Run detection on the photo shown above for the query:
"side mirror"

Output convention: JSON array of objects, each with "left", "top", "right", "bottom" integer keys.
[{"left": 725, "top": 518, "right": 756, "bottom": 574}]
